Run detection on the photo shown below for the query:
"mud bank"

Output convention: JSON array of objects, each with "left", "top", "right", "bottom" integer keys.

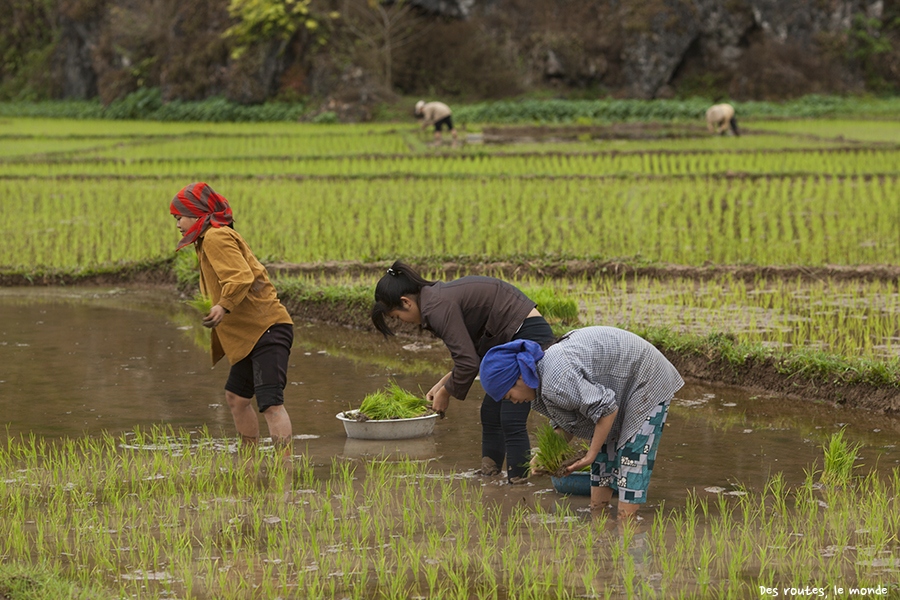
[
  {"left": 10, "top": 258, "right": 900, "bottom": 288},
  {"left": 265, "top": 259, "right": 900, "bottom": 285}
]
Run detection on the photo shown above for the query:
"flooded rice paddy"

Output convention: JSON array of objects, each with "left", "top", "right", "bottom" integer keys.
[{"left": 1, "top": 287, "right": 899, "bottom": 599}]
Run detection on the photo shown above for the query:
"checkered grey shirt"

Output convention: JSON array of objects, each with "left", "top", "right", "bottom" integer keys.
[{"left": 533, "top": 327, "right": 684, "bottom": 450}]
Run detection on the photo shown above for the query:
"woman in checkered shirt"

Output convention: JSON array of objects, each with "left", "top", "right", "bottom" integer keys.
[{"left": 480, "top": 326, "right": 684, "bottom": 518}]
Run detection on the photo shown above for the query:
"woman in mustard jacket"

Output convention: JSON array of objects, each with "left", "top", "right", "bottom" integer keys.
[{"left": 170, "top": 182, "right": 294, "bottom": 450}]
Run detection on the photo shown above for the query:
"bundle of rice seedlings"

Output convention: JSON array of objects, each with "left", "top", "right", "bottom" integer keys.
[
  {"left": 355, "top": 381, "right": 430, "bottom": 421},
  {"left": 528, "top": 287, "right": 579, "bottom": 324},
  {"left": 821, "top": 428, "right": 862, "bottom": 487},
  {"left": 531, "top": 423, "right": 590, "bottom": 477},
  {"left": 185, "top": 292, "right": 213, "bottom": 314}
]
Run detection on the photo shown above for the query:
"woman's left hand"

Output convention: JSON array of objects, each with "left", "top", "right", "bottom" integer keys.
[
  {"left": 565, "top": 455, "right": 595, "bottom": 475},
  {"left": 202, "top": 305, "right": 228, "bottom": 328}
]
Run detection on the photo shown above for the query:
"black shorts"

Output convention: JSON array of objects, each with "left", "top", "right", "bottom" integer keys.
[
  {"left": 434, "top": 115, "right": 454, "bottom": 132},
  {"left": 224, "top": 323, "right": 293, "bottom": 412}
]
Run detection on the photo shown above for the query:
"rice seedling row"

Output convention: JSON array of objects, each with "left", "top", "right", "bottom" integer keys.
[
  {"left": 0, "top": 118, "right": 405, "bottom": 137},
  {"left": 3, "top": 175, "right": 899, "bottom": 269},
  {"left": 751, "top": 119, "right": 900, "bottom": 143},
  {"left": 8, "top": 146, "right": 900, "bottom": 178},
  {"left": 0, "top": 426, "right": 895, "bottom": 599},
  {"left": 570, "top": 274, "right": 900, "bottom": 361}
]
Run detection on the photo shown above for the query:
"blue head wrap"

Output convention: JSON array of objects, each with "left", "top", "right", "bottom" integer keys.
[{"left": 479, "top": 339, "right": 544, "bottom": 401}]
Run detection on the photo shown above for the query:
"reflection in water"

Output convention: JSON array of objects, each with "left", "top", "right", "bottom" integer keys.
[
  {"left": 342, "top": 436, "right": 439, "bottom": 461},
  {"left": 2, "top": 285, "right": 899, "bottom": 513}
]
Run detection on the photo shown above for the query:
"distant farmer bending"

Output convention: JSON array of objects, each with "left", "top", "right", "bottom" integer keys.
[
  {"left": 415, "top": 100, "right": 458, "bottom": 144},
  {"left": 706, "top": 103, "right": 740, "bottom": 136}
]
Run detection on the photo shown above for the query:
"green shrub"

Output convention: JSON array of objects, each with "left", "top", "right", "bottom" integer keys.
[
  {"left": 311, "top": 111, "right": 339, "bottom": 124},
  {"left": 0, "top": 88, "right": 308, "bottom": 122},
  {"left": 6, "top": 91, "right": 900, "bottom": 123}
]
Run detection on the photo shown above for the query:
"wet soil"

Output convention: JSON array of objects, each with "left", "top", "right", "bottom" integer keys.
[
  {"left": 4, "top": 259, "right": 900, "bottom": 288},
  {"left": 4, "top": 259, "right": 900, "bottom": 414},
  {"left": 480, "top": 122, "right": 709, "bottom": 143}
]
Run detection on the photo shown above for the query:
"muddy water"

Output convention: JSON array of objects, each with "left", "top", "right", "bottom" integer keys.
[{"left": 2, "top": 286, "right": 899, "bottom": 511}]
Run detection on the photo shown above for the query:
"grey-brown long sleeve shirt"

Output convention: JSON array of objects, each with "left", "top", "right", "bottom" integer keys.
[{"left": 419, "top": 277, "right": 536, "bottom": 400}]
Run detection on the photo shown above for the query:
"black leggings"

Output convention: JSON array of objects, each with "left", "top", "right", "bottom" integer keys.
[
  {"left": 225, "top": 323, "right": 293, "bottom": 413},
  {"left": 480, "top": 316, "right": 555, "bottom": 480}
]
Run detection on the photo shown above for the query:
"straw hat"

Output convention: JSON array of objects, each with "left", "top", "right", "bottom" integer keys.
[{"left": 415, "top": 100, "right": 425, "bottom": 114}]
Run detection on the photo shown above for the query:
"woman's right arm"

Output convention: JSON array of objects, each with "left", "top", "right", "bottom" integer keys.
[
  {"left": 565, "top": 408, "right": 618, "bottom": 474},
  {"left": 427, "top": 372, "right": 453, "bottom": 414},
  {"left": 429, "top": 302, "right": 481, "bottom": 401}
]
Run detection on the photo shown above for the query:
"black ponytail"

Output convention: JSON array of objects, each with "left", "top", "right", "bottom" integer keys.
[{"left": 371, "top": 260, "right": 437, "bottom": 337}]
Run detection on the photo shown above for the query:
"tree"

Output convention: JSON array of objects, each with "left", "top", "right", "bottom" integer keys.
[
  {"left": 339, "top": 0, "right": 432, "bottom": 90},
  {"left": 224, "top": 0, "right": 323, "bottom": 59}
]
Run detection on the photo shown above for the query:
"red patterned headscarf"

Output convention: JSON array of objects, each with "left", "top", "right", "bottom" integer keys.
[{"left": 169, "top": 183, "right": 234, "bottom": 251}]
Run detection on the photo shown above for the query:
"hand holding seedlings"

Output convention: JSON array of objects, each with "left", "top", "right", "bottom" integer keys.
[
  {"left": 562, "top": 453, "right": 595, "bottom": 476},
  {"left": 480, "top": 326, "right": 683, "bottom": 519},
  {"left": 530, "top": 425, "right": 588, "bottom": 477},
  {"left": 202, "top": 305, "right": 227, "bottom": 328},
  {"left": 426, "top": 374, "right": 452, "bottom": 415}
]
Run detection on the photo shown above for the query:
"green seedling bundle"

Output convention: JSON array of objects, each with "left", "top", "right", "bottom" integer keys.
[
  {"left": 184, "top": 292, "right": 213, "bottom": 314},
  {"left": 531, "top": 424, "right": 590, "bottom": 475},
  {"left": 0, "top": 426, "right": 896, "bottom": 599},
  {"left": 355, "top": 381, "right": 430, "bottom": 420}
]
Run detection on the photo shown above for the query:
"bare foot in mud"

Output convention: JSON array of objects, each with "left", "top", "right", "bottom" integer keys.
[
  {"left": 475, "top": 456, "right": 501, "bottom": 476},
  {"left": 509, "top": 476, "right": 530, "bottom": 485}
]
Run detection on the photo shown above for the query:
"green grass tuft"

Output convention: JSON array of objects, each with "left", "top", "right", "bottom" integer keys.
[
  {"left": 528, "top": 287, "right": 579, "bottom": 324},
  {"left": 821, "top": 429, "right": 862, "bottom": 487},
  {"left": 0, "top": 563, "right": 117, "bottom": 600}
]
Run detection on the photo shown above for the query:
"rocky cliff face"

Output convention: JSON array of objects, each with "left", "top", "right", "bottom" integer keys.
[
  {"left": 3, "top": 0, "right": 893, "bottom": 104},
  {"left": 616, "top": 0, "right": 875, "bottom": 98},
  {"left": 472, "top": 0, "right": 878, "bottom": 99}
]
